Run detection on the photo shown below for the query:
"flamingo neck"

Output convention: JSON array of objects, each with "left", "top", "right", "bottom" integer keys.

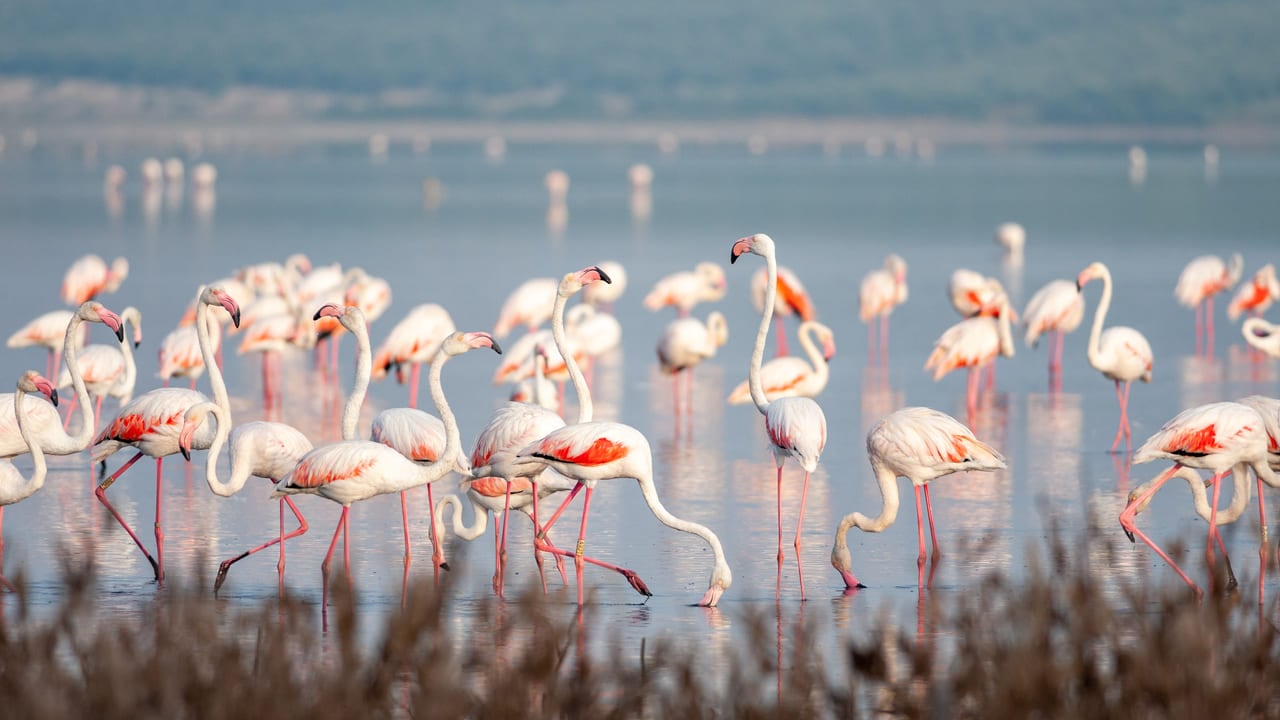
[
  {"left": 433, "top": 492, "right": 489, "bottom": 542},
  {"left": 196, "top": 294, "right": 230, "bottom": 417},
  {"left": 996, "top": 307, "right": 1015, "bottom": 357},
  {"left": 119, "top": 312, "right": 138, "bottom": 401},
  {"left": 636, "top": 462, "right": 729, "bottom": 585},
  {"left": 531, "top": 349, "right": 548, "bottom": 408},
  {"left": 11, "top": 386, "right": 48, "bottom": 499},
  {"left": 203, "top": 404, "right": 246, "bottom": 497},
  {"left": 1086, "top": 265, "right": 1113, "bottom": 368},
  {"left": 417, "top": 345, "right": 461, "bottom": 486},
  {"left": 551, "top": 291, "right": 592, "bottom": 423},
  {"left": 342, "top": 315, "right": 373, "bottom": 441},
  {"left": 748, "top": 248, "right": 778, "bottom": 413},
  {"left": 62, "top": 313, "right": 95, "bottom": 449},
  {"left": 797, "top": 322, "right": 829, "bottom": 386},
  {"left": 835, "top": 463, "right": 902, "bottom": 551}
]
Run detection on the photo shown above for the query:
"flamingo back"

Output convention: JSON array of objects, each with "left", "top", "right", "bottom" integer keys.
[
  {"left": 869, "top": 407, "right": 1006, "bottom": 482},
  {"left": 765, "top": 397, "right": 826, "bottom": 473},
  {"left": 371, "top": 408, "right": 448, "bottom": 464},
  {"left": 1022, "top": 279, "right": 1085, "bottom": 346},
  {"left": 1133, "top": 402, "right": 1267, "bottom": 467},
  {"left": 0, "top": 393, "right": 62, "bottom": 459},
  {"left": 494, "top": 278, "right": 557, "bottom": 338},
  {"left": 277, "top": 440, "right": 422, "bottom": 504},
  {"left": 92, "top": 388, "right": 210, "bottom": 460},
  {"left": 230, "top": 421, "right": 313, "bottom": 481}
]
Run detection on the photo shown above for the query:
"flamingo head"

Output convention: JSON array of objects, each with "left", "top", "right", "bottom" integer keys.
[
  {"left": 730, "top": 233, "right": 774, "bottom": 264},
  {"left": 829, "top": 543, "right": 864, "bottom": 590},
  {"left": 285, "top": 253, "right": 313, "bottom": 276},
  {"left": 105, "top": 257, "right": 130, "bottom": 292},
  {"left": 177, "top": 402, "right": 217, "bottom": 462},
  {"left": 558, "top": 266, "right": 612, "bottom": 298},
  {"left": 201, "top": 286, "right": 241, "bottom": 328},
  {"left": 313, "top": 303, "right": 345, "bottom": 321},
  {"left": 695, "top": 262, "right": 727, "bottom": 291},
  {"left": 886, "top": 254, "right": 907, "bottom": 284},
  {"left": 80, "top": 302, "right": 125, "bottom": 342},
  {"left": 818, "top": 326, "right": 837, "bottom": 362},
  {"left": 697, "top": 561, "right": 733, "bottom": 607},
  {"left": 18, "top": 370, "right": 58, "bottom": 407},
  {"left": 442, "top": 331, "right": 503, "bottom": 357},
  {"left": 1076, "top": 262, "right": 1106, "bottom": 291},
  {"left": 315, "top": 303, "right": 366, "bottom": 336},
  {"left": 121, "top": 307, "right": 143, "bottom": 348}
]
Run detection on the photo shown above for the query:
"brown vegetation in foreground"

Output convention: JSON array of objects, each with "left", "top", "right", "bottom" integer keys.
[{"left": 2, "top": 538, "right": 1280, "bottom": 719}]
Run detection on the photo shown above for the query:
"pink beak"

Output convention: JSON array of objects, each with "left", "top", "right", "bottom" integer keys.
[
  {"left": 697, "top": 583, "right": 725, "bottom": 607},
  {"left": 177, "top": 422, "right": 196, "bottom": 461},
  {"left": 729, "top": 237, "right": 753, "bottom": 263},
  {"left": 840, "top": 569, "right": 865, "bottom": 590},
  {"left": 33, "top": 376, "right": 58, "bottom": 406}
]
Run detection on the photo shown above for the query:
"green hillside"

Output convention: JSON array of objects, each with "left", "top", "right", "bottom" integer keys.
[{"left": 2, "top": 0, "right": 1277, "bottom": 124}]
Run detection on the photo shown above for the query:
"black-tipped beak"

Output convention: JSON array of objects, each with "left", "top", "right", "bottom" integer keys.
[
  {"left": 312, "top": 309, "right": 324, "bottom": 321},
  {"left": 1124, "top": 529, "right": 1135, "bottom": 544},
  {"left": 230, "top": 309, "right": 241, "bottom": 329},
  {"left": 594, "top": 266, "right": 613, "bottom": 284},
  {"left": 440, "top": 562, "right": 451, "bottom": 572},
  {"left": 730, "top": 250, "right": 739, "bottom": 264},
  {"left": 133, "top": 339, "right": 142, "bottom": 349},
  {"left": 49, "top": 388, "right": 59, "bottom": 407},
  {"left": 490, "top": 340, "right": 503, "bottom": 355},
  {"left": 113, "top": 325, "right": 125, "bottom": 343},
  {"left": 1076, "top": 281, "right": 1083, "bottom": 292},
  {"left": 180, "top": 446, "right": 191, "bottom": 462}
]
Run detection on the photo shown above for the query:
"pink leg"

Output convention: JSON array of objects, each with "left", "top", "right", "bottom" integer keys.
[
  {"left": 1120, "top": 464, "right": 1202, "bottom": 595},
  {"left": 966, "top": 367, "right": 979, "bottom": 418},
  {"left": 537, "top": 482, "right": 584, "bottom": 537},
  {"left": 923, "top": 485, "right": 941, "bottom": 557},
  {"left": 214, "top": 496, "right": 308, "bottom": 593},
  {"left": 92, "top": 395, "right": 103, "bottom": 436},
  {"left": 867, "top": 321, "right": 876, "bottom": 364},
  {"left": 794, "top": 470, "right": 810, "bottom": 601},
  {"left": 530, "top": 477, "right": 649, "bottom": 598},
  {"left": 154, "top": 458, "right": 165, "bottom": 583},
  {"left": 1206, "top": 470, "right": 1227, "bottom": 570},
  {"left": 62, "top": 391, "right": 78, "bottom": 431},
  {"left": 1206, "top": 295, "right": 1215, "bottom": 354},
  {"left": 189, "top": 378, "right": 197, "bottom": 391},
  {"left": 52, "top": 349, "right": 63, "bottom": 381},
  {"left": 261, "top": 353, "right": 272, "bottom": 408},
  {"left": 914, "top": 486, "right": 928, "bottom": 566},
  {"left": 492, "top": 516, "right": 502, "bottom": 593},
  {"left": 881, "top": 315, "right": 890, "bottom": 360},
  {"left": 94, "top": 452, "right": 161, "bottom": 580},
  {"left": 775, "top": 465, "right": 785, "bottom": 578},
  {"left": 574, "top": 487, "right": 594, "bottom": 606},
  {"left": 1110, "top": 381, "right": 1127, "bottom": 453},
  {"left": 685, "top": 367, "right": 695, "bottom": 418},
  {"left": 399, "top": 490, "right": 412, "bottom": 570},
  {"left": 408, "top": 363, "right": 421, "bottom": 410},
  {"left": 1195, "top": 301, "right": 1203, "bottom": 355},
  {"left": 498, "top": 480, "right": 514, "bottom": 596},
  {"left": 528, "top": 479, "right": 567, "bottom": 592},
  {"left": 775, "top": 317, "right": 789, "bottom": 357},
  {"left": 427, "top": 484, "right": 444, "bottom": 576},
  {"left": 672, "top": 373, "right": 681, "bottom": 417},
  {"left": 321, "top": 506, "right": 349, "bottom": 619},
  {"left": 1258, "top": 471, "right": 1270, "bottom": 559},
  {"left": 535, "top": 540, "right": 651, "bottom": 597}
]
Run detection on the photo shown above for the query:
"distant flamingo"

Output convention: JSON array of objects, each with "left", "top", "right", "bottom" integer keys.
[
  {"left": 1022, "top": 279, "right": 1085, "bottom": 383},
  {"left": 751, "top": 264, "right": 816, "bottom": 357},
  {"left": 643, "top": 262, "right": 727, "bottom": 317},
  {"left": 1121, "top": 402, "right": 1277, "bottom": 593},
  {"left": 727, "top": 320, "right": 834, "bottom": 406},
  {"left": 1077, "top": 262, "right": 1154, "bottom": 453},
  {"left": 492, "top": 328, "right": 587, "bottom": 410},
  {"left": 371, "top": 304, "right": 456, "bottom": 409},
  {"left": 1175, "top": 253, "right": 1243, "bottom": 353},
  {"left": 1228, "top": 264, "right": 1280, "bottom": 321},
  {"left": 493, "top": 277, "right": 558, "bottom": 339},
  {"left": 344, "top": 271, "right": 393, "bottom": 324},
  {"left": 859, "top": 254, "right": 908, "bottom": 361},
  {"left": 657, "top": 311, "right": 728, "bottom": 417},
  {"left": 582, "top": 260, "right": 627, "bottom": 311},
  {"left": 179, "top": 277, "right": 255, "bottom": 329},
  {"left": 508, "top": 343, "right": 558, "bottom": 413},
  {"left": 1235, "top": 394, "right": 1280, "bottom": 549},
  {"left": 830, "top": 407, "right": 1006, "bottom": 588},
  {"left": 0, "top": 303, "right": 125, "bottom": 459},
  {"left": 1242, "top": 318, "right": 1280, "bottom": 358},
  {"left": 91, "top": 286, "right": 240, "bottom": 582},
  {"left": 62, "top": 254, "right": 129, "bottom": 306},
  {"left": 925, "top": 293, "right": 1014, "bottom": 418},
  {"left": 158, "top": 311, "right": 221, "bottom": 389},
  {"left": 732, "top": 233, "right": 826, "bottom": 600},
  {"left": 177, "top": 401, "right": 312, "bottom": 592},
  {"left": 948, "top": 270, "right": 1010, "bottom": 318},
  {"left": 57, "top": 306, "right": 142, "bottom": 432},
  {"left": 994, "top": 222, "right": 1026, "bottom": 257},
  {"left": 236, "top": 305, "right": 310, "bottom": 408},
  {"left": 7, "top": 309, "right": 81, "bottom": 379},
  {"left": 272, "top": 330, "right": 500, "bottom": 613},
  {"left": 238, "top": 254, "right": 311, "bottom": 298},
  {"left": 0, "top": 371, "right": 59, "bottom": 592}
]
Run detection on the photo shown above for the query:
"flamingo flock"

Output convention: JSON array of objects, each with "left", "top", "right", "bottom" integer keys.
[{"left": 0, "top": 227, "right": 1276, "bottom": 618}]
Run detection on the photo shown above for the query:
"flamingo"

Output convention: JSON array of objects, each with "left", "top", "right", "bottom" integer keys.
[
  {"left": 91, "top": 286, "right": 240, "bottom": 582},
  {"left": 176, "top": 401, "right": 312, "bottom": 592},
  {"left": 1227, "top": 264, "right": 1280, "bottom": 321},
  {"left": 236, "top": 304, "right": 311, "bottom": 409},
  {"left": 492, "top": 329, "right": 586, "bottom": 410},
  {"left": 57, "top": 306, "right": 142, "bottom": 432},
  {"left": 751, "top": 264, "right": 816, "bottom": 356},
  {"left": 493, "top": 277, "right": 558, "bottom": 339},
  {"left": 859, "top": 254, "right": 908, "bottom": 361},
  {"left": 238, "top": 254, "right": 311, "bottom": 298},
  {"left": 508, "top": 342, "right": 558, "bottom": 414},
  {"left": 948, "top": 270, "right": 1010, "bottom": 319},
  {"left": 62, "top": 254, "right": 129, "bottom": 306},
  {"left": 158, "top": 311, "right": 221, "bottom": 389},
  {"left": 272, "top": 330, "right": 501, "bottom": 612},
  {"left": 642, "top": 262, "right": 727, "bottom": 317},
  {"left": 1175, "top": 253, "right": 1243, "bottom": 353},
  {"left": 344, "top": 271, "right": 393, "bottom": 325},
  {"left": 1242, "top": 318, "right": 1280, "bottom": 358},
  {"left": 1234, "top": 394, "right": 1280, "bottom": 549},
  {"left": 732, "top": 232, "right": 826, "bottom": 600},
  {"left": 994, "top": 222, "right": 1026, "bottom": 257},
  {"left": 7, "top": 309, "right": 83, "bottom": 379},
  {"left": 1120, "top": 402, "right": 1278, "bottom": 594},
  {"left": 0, "top": 303, "right": 125, "bottom": 459},
  {"left": 179, "top": 277, "right": 255, "bottom": 329},
  {"left": 0, "top": 371, "right": 59, "bottom": 592},
  {"left": 830, "top": 407, "right": 1007, "bottom": 588},
  {"left": 926, "top": 293, "right": 1015, "bottom": 417},
  {"left": 727, "top": 320, "right": 834, "bottom": 406},
  {"left": 232, "top": 293, "right": 293, "bottom": 336},
  {"left": 656, "top": 311, "right": 728, "bottom": 417},
  {"left": 567, "top": 304, "right": 621, "bottom": 386},
  {"left": 582, "top": 260, "right": 627, "bottom": 311},
  {"left": 1077, "top": 262, "right": 1154, "bottom": 453},
  {"left": 1022, "top": 279, "right": 1085, "bottom": 383},
  {"left": 371, "top": 304, "right": 456, "bottom": 409}
]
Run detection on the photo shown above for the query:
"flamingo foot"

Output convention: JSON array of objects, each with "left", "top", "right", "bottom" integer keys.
[
  {"left": 622, "top": 570, "right": 653, "bottom": 597},
  {"left": 214, "top": 555, "right": 244, "bottom": 594}
]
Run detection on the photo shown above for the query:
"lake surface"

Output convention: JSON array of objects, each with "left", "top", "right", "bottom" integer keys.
[{"left": 0, "top": 138, "right": 1278, "bottom": 678}]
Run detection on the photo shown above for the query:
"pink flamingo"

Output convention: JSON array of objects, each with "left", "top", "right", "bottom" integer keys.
[
  {"left": 0, "top": 303, "right": 125, "bottom": 459},
  {"left": 177, "top": 401, "right": 312, "bottom": 592},
  {"left": 57, "top": 306, "right": 142, "bottom": 433},
  {"left": 642, "top": 262, "right": 727, "bottom": 317},
  {"left": 726, "top": 320, "right": 834, "bottom": 406},
  {"left": 1228, "top": 263, "right": 1280, "bottom": 321},
  {"left": 237, "top": 254, "right": 310, "bottom": 298},
  {"left": 656, "top": 311, "right": 728, "bottom": 417},
  {"left": 830, "top": 407, "right": 1006, "bottom": 588},
  {"left": 1175, "top": 253, "right": 1243, "bottom": 354},
  {"left": 732, "top": 233, "right": 826, "bottom": 600},
  {"left": 1243, "top": 318, "right": 1280, "bottom": 358},
  {"left": 751, "top": 264, "right": 816, "bottom": 356},
  {"left": 371, "top": 303, "right": 456, "bottom": 409},
  {"left": 62, "top": 254, "right": 129, "bottom": 306},
  {"left": 158, "top": 311, "right": 221, "bottom": 389},
  {"left": 272, "top": 330, "right": 500, "bottom": 613},
  {"left": 0, "top": 371, "right": 59, "bottom": 592},
  {"left": 1077, "top": 262, "right": 1154, "bottom": 453},
  {"left": 236, "top": 304, "right": 313, "bottom": 409},
  {"left": 948, "top": 270, "right": 1011, "bottom": 319},
  {"left": 6, "top": 309, "right": 82, "bottom": 379},
  {"left": 925, "top": 293, "right": 1014, "bottom": 418},
  {"left": 859, "top": 254, "right": 908, "bottom": 361},
  {"left": 1022, "top": 279, "right": 1085, "bottom": 385},
  {"left": 493, "top": 277, "right": 558, "bottom": 339},
  {"left": 91, "top": 286, "right": 240, "bottom": 582},
  {"left": 344, "top": 271, "right": 393, "bottom": 325},
  {"left": 1121, "top": 402, "right": 1277, "bottom": 594},
  {"left": 508, "top": 343, "right": 558, "bottom": 413}
]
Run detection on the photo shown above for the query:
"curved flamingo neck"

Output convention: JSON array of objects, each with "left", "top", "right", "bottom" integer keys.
[
  {"left": 1085, "top": 265, "right": 1113, "bottom": 368},
  {"left": 531, "top": 348, "right": 548, "bottom": 408},
  {"left": 425, "top": 346, "right": 461, "bottom": 474},
  {"left": 195, "top": 293, "right": 230, "bottom": 416},
  {"left": 62, "top": 313, "right": 95, "bottom": 449},
  {"left": 12, "top": 385, "right": 47, "bottom": 498},
  {"left": 342, "top": 316, "right": 373, "bottom": 441},
  {"left": 748, "top": 248, "right": 778, "bottom": 413},
  {"left": 996, "top": 306, "right": 1015, "bottom": 357},
  {"left": 202, "top": 404, "right": 245, "bottom": 497},
  {"left": 119, "top": 315, "right": 138, "bottom": 400},
  {"left": 434, "top": 493, "right": 489, "bottom": 541},
  {"left": 835, "top": 462, "right": 902, "bottom": 555},
  {"left": 796, "top": 322, "right": 830, "bottom": 386},
  {"left": 551, "top": 291, "right": 591, "bottom": 423},
  {"left": 636, "top": 463, "right": 728, "bottom": 578}
]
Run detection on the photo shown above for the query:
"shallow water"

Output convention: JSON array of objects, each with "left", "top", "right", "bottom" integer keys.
[{"left": 1, "top": 139, "right": 1278, "bottom": 673}]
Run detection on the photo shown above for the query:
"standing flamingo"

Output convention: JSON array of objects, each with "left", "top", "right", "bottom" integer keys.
[
  {"left": 726, "top": 320, "right": 834, "bottom": 406},
  {"left": 508, "top": 343, "right": 558, "bottom": 413},
  {"left": 493, "top": 277, "right": 558, "bottom": 339},
  {"left": 657, "top": 311, "right": 728, "bottom": 417},
  {"left": 236, "top": 304, "right": 310, "bottom": 409},
  {"left": 582, "top": 260, "right": 627, "bottom": 311},
  {"left": 948, "top": 270, "right": 1010, "bottom": 318},
  {"left": 643, "top": 262, "right": 727, "bottom": 317},
  {"left": 1077, "top": 262, "right": 1154, "bottom": 453},
  {"left": 0, "top": 371, "right": 59, "bottom": 592},
  {"left": 830, "top": 407, "right": 1006, "bottom": 588},
  {"left": 62, "top": 254, "right": 129, "bottom": 306},
  {"left": 238, "top": 254, "right": 310, "bottom": 298},
  {"left": 994, "top": 222, "right": 1026, "bottom": 257},
  {"left": 859, "top": 254, "right": 908, "bottom": 361},
  {"left": 1120, "top": 402, "right": 1277, "bottom": 594},
  {"left": 91, "top": 286, "right": 240, "bottom": 582},
  {"left": 177, "top": 401, "right": 312, "bottom": 592},
  {"left": 751, "top": 264, "right": 816, "bottom": 356},
  {"left": 1242, "top": 318, "right": 1280, "bottom": 358},
  {"left": 1175, "top": 253, "right": 1243, "bottom": 354},
  {"left": 272, "top": 330, "right": 500, "bottom": 612},
  {"left": 7, "top": 309, "right": 81, "bottom": 379},
  {"left": 1022, "top": 279, "right": 1085, "bottom": 385},
  {"left": 925, "top": 293, "right": 1014, "bottom": 418},
  {"left": 1228, "top": 264, "right": 1280, "bottom": 321},
  {"left": 732, "top": 233, "right": 826, "bottom": 600},
  {"left": 371, "top": 304, "right": 456, "bottom": 409},
  {"left": 57, "top": 306, "right": 142, "bottom": 433},
  {"left": 158, "top": 311, "right": 221, "bottom": 389}
]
